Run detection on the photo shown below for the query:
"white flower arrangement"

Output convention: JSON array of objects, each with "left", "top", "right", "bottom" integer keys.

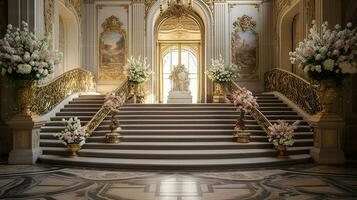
[
  {"left": 268, "top": 120, "right": 300, "bottom": 147},
  {"left": 232, "top": 88, "right": 259, "bottom": 113},
  {"left": 0, "top": 21, "right": 60, "bottom": 80},
  {"left": 124, "top": 56, "right": 151, "bottom": 84},
  {"left": 207, "top": 55, "right": 238, "bottom": 83},
  {"left": 289, "top": 21, "right": 357, "bottom": 83},
  {"left": 55, "top": 117, "right": 88, "bottom": 146},
  {"left": 103, "top": 93, "right": 124, "bottom": 112}
]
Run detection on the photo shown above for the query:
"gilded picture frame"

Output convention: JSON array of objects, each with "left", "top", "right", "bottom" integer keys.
[
  {"left": 232, "top": 14, "right": 259, "bottom": 80},
  {"left": 99, "top": 15, "right": 127, "bottom": 81}
]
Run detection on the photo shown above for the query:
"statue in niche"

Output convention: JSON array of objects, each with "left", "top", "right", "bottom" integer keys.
[{"left": 169, "top": 64, "right": 190, "bottom": 92}]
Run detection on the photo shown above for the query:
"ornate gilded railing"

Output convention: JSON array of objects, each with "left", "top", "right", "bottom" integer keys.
[
  {"left": 264, "top": 68, "right": 322, "bottom": 115},
  {"left": 229, "top": 81, "right": 273, "bottom": 134},
  {"left": 31, "top": 68, "right": 95, "bottom": 115},
  {"left": 85, "top": 80, "right": 129, "bottom": 135}
]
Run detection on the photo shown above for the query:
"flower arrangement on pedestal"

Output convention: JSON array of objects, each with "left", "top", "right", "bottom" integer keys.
[
  {"left": 124, "top": 56, "right": 151, "bottom": 103},
  {"left": 55, "top": 117, "right": 88, "bottom": 156},
  {"left": 0, "top": 21, "right": 60, "bottom": 115},
  {"left": 289, "top": 21, "right": 356, "bottom": 114},
  {"left": 103, "top": 93, "right": 125, "bottom": 143},
  {"left": 207, "top": 55, "right": 238, "bottom": 98},
  {"left": 232, "top": 88, "right": 259, "bottom": 143},
  {"left": 267, "top": 120, "right": 300, "bottom": 157}
]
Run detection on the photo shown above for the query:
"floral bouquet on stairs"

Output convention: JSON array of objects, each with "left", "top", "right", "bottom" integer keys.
[
  {"left": 232, "top": 88, "right": 259, "bottom": 143},
  {"left": 268, "top": 120, "right": 300, "bottom": 157},
  {"left": 55, "top": 117, "right": 88, "bottom": 157}
]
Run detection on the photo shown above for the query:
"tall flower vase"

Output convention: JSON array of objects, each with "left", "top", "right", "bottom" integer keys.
[
  {"left": 131, "top": 83, "right": 145, "bottom": 104},
  {"left": 213, "top": 82, "right": 225, "bottom": 103},
  {"left": 234, "top": 110, "right": 251, "bottom": 143},
  {"left": 318, "top": 80, "right": 337, "bottom": 115},
  {"left": 17, "top": 80, "right": 36, "bottom": 116},
  {"left": 276, "top": 145, "right": 287, "bottom": 158},
  {"left": 67, "top": 144, "right": 81, "bottom": 157}
]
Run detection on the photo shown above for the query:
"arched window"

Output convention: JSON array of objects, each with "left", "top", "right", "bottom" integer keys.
[{"left": 162, "top": 47, "right": 198, "bottom": 103}]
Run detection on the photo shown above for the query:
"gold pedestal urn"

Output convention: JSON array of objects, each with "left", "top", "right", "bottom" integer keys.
[
  {"left": 213, "top": 82, "right": 226, "bottom": 103},
  {"left": 17, "top": 80, "right": 36, "bottom": 115},
  {"left": 276, "top": 145, "right": 287, "bottom": 158},
  {"left": 234, "top": 110, "right": 251, "bottom": 143},
  {"left": 105, "top": 113, "right": 123, "bottom": 143},
  {"left": 68, "top": 144, "right": 81, "bottom": 157}
]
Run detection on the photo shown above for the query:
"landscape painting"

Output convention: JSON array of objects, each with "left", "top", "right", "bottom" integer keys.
[{"left": 232, "top": 15, "right": 259, "bottom": 80}]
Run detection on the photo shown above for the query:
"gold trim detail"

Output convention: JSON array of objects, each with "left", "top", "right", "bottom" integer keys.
[
  {"left": 85, "top": 80, "right": 129, "bottom": 135},
  {"left": 31, "top": 68, "right": 96, "bottom": 115},
  {"left": 264, "top": 68, "right": 322, "bottom": 115},
  {"left": 44, "top": 0, "right": 55, "bottom": 37}
]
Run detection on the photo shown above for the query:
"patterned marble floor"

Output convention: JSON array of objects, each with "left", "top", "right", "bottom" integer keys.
[{"left": 0, "top": 164, "right": 357, "bottom": 200}]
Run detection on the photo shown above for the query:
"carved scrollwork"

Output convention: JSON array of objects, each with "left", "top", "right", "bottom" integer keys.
[
  {"left": 44, "top": 0, "right": 55, "bottom": 37},
  {"left": 264, "top": 68, "right": 322, "bottom": 115},
  {"left": 31, "top": 68, "right": 95, "bottom": 115}
]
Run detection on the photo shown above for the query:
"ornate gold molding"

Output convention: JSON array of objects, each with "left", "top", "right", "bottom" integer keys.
[
  {"left": 64, "top": 0, "right": 83, "bottom": 19},
  {"left": 264, "top": 68, "right": 322, "bottom": 115},
  {"left": 229, "top": 3, "right": 260, "bottom": 11},
  {"left": 233, "top": 14, "right": 256, "bottom": 32},
  {"left": 44, "top": 0, "right": 55, "bottom": 37},
  {"left": 31, "top": 68, "right": 95, "bottom": 115}
]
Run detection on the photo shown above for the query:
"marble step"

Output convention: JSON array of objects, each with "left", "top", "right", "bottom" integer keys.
[
  {"left": 40, "top": 124, "right": 311, "bottom": 132},
  {"left": 40, "top": 140, "right": 314, "bottom": 149},
  {"left": 38, "top": 154, "right": 312, "bottom": 169},
  {"left": 44, "top": 119, "right": 309, "bottom": 126},
  {"left": 41, "top": 147, "right": 311, "bottom": 159},
  {"left": 40, "top": 131, "right": 313, "bottom": 140}
]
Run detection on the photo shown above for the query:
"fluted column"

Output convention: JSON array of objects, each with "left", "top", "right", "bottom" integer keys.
[
  {"left": 213, "top": 0, "right": 229, "bottom": 61},
  {"left": 132, "top": 0, "right": 145, "bottom": 57}
]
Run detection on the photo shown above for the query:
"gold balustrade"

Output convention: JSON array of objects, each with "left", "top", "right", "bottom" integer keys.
[
  {"left": 228, "top": 81, "right": 273, "bottom": 135},
  {"left": 85, "top": 80, "right": 129, "bottom": 135},
  {"left": 264, "top": 68, "right": 322, "bottom": 115},
  {"left": 31, "top": 68, "right": 95, "bottom": 115}
]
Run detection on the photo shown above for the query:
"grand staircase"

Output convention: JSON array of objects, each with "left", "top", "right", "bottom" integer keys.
[{"left": 38, "top": 94, "right": 313, "bottom": 169}]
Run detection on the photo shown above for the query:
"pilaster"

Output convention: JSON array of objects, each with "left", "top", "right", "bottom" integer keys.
[
  {"left": 213, "top": 0, "right": 229, "bottom": 60},
  {"left": 132, "top": 0, "right": 145, "bottom": 57}
]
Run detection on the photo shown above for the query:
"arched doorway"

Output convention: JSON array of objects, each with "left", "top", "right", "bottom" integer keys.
[
  {"left": 146, "top": 0, "right": 213, "bottom": 103},
  {"left": 157, "top": 16, "right": 202, "bottom": 103}
]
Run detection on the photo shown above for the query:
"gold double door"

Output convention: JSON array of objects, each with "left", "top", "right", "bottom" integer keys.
[{"left": 158, "top": 42, "right": 201, "bottom": 103}]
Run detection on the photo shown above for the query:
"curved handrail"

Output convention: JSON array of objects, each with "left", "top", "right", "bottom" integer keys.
[
  {"left": 264, "top": 68, "right": 322, "bottom": 115},
  {"left": 31, "top": 68, "right": 95, "bottom": 115},
  {"left": 85, "top": 80, "right": 129, "bottom": 136},
  {"left": 229, "top": 81, "right": 273, "bottom": 135}
]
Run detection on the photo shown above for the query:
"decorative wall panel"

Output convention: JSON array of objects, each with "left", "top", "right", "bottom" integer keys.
[
  {"left": 229, "top": 3, "right": 261, "bottom": 80},
  {"left": 97, "top": 4, "right": 129, "bottom": 81}
]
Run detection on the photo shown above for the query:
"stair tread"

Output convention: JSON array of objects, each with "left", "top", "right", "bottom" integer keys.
[
  {"left": 41, "top": 139, "right": 313, "bottom": 145},
  {"left": 42, "top": 146, "right": 311, "bottom": 154},
  {"left": 38, "top": 154, "right": 311, "bottom": 166}
]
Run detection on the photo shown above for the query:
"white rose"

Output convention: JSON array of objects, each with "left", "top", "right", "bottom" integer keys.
[
  {"left": 347, "top": 22, "right": 353, "bottom": 28},
  {"left": 1, "top": 68, "right": 6, "bottom": 76},
  {"left": 335, "top": 24, "right": 341, "bottom": 29},
  {"left": 315, "top": 65, "right": 322, "bottom": 73},
  {"left": 315, "top": 54, "right": 323, "bottom": 61},
  {"left": 323, "top": 59, "right": 335, "bottom": 71},
  {"left": 339, "top": 61, "right": 356, "bottom": 74}
]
